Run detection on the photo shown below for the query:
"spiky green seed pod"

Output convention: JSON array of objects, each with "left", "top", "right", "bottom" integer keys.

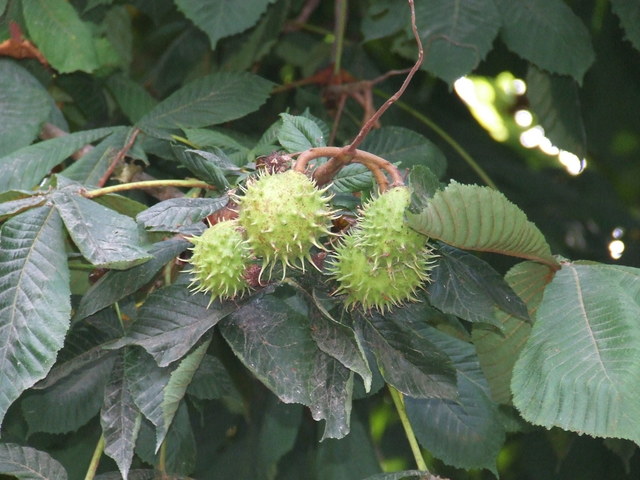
[
  {"left": 236, "top": 170, "right": 335, "bottom": 279},
  {"left": 188, "top": 220, "right": 251, "bottom": 303},
  {"left": 327, "top": 186, "right": 435, "bottom": 312},
  {"left": 329, "top": 233, "right": 431, "bottom": 313}
]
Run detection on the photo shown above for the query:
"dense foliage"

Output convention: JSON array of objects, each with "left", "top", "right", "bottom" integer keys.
[{"left": 1, "top": 0, "right": 640, "bottom": 479}]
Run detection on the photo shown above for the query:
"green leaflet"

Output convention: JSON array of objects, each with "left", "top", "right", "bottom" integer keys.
[
  {"left": 495, "top": 0, "right": 595, "bottom": 82},
  {"left": 0, "top": 443, "right": 67, "bottom": 480},
  {"left": 512, "top": 263, "right": 640, "bottom": 443},
  {"left": 0, "top": 206, "right": 71, "bottom": 429},
  {"left": 406, "top": 181, "right": 559, "bottom": 269}
]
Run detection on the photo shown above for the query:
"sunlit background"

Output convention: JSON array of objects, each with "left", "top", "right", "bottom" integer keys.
[{"left": 453, "top": 73, "right": 625, "bottom": 261}]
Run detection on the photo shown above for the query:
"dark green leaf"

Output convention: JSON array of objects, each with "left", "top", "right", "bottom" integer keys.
[
  {"left": 74, "top": 237, "right": 189, "bottom": 320},
  {"left": 610, "top": 1, "right": 640, "bottom": 52},
  {"left": 174, "top": 0, "right": 275, "bottom": 50},
  {"left": 315, "top": 413, "right": 381, "bottom": 480},
  {"left": 172, "top": 146, "right": 232, "bottom": 188},
  {"left": 428, "top": 244, "right": 529, "bottom": 327},
  {"left": 278, "top": 113, "right": 327, "bottom": 152},
  {"left": 219, "top": 289, "right": 353, "bottom": 439},
  {"left": 0, "top": 206, "right": 71, "bottom": 429},
  {"left": 137, "top": 196, "right": 227, "bottom": 233},
  {"left": 495, "top": 0, "right": 595, "bottom": 82},
  {"left": 22, "top": 354, "right": 116, "bottom": 434},
  {"left": 472, "top": 261, "right": 551, "bottom": 404},
  {"left": 360, "top": 126, "right": 447, "bottom": 179},
  {"left": 0, "top": 127, "right": 119, "bottom": 193},
  {"left": 358, "top": 307, "right": 457, "bottom": 399},
  {"left": 363, "top": 471, "right": 440, "bottom": 480},
  {"left": 102, "top": 6, "right": 133, "bottom": 69},
  {"left": 0, "top": 60, "right": 51, "bottom": 157},
  {"left": 187, "top": 354, "right": 241, "bottom": 402},
  {"left": 404, "top": 325, "right": 504, "bottom": 474},
  {"left": 101, "top": 354, "right": 142, "bottom": 480},
  {"left": 184, "top": 128, "right": 251, "bottom": 153},
  {"left": 411, "top": 0, "right": 501, "bottom": 84},
  {"left": 526, "top": 66, "right": 587, "bottom": 159},
  {"left": 406, "top": 181, "right": 559, "bottom": 269},
  {"left": 109, "top": 275, "right": 235, "bottom": 366},
  {"left": 106, "top": 74, "right": 158, "bottom": 124},
  {"left": 22, "top": 0, "right": 99, "bottom": 73},
  {"left": 0, "top": 443, "right": 67, "bottom": 480},
  {"left": 512, "top": 263, "right": 640, "bottom": 444},
  {"left": 60, "top": 128, "right": 130, "bottom": 186},
  {"left": 136, "top": 72, "right": 273, "bottom": 134},
  {"left": 361, "top": 0, "right": 409, "bottom": 42},
  {"left": 53, "top": 191, "right": 151, "bottom": 269},
  {"left": 331, "top": 163, "right": 374, "bottom": 193}
]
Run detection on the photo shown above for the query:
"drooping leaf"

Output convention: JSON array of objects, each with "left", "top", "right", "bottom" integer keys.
[
  {"left": 136, "top": 196, "right": 228, "bottom": 233},
  {"left": 101, "top": 354, "right": 142, "bottom": 480},
  {"left": 610, "top": 1, "right": 640, "bottom": 52},
  {"left": 106, "top": 74, "right": 158, "bottom": 124},
  {"left": 411, "top": 0, "right": 501, "bottom": 84},
  {"left": 174, "top": 0, "right": 275, "bottom": 50},
  {"left": 136, "top": 72, "right": 273, "bottom": 135},
  {"left": 158, "top": 339, "right": 210, "bottom": 449},
  {"left": 60, "top": 127, "right": 130, "bottom": 186},
  {"left": 512, "top": 263, "right": 640, "bottom": 444},
  {"left": 277, "top": 113, "right": 327, "bottom": 152},
  {"left": 74, "top": 237, "right": 189, "bottom": 320},
  {"left": 0, "top": 443, "right": 67, "bottom": 480},
  {"left": 360, "top": 126, "right": 447, "bottom": 179},
  {"left": 22, "top": 0, "right": 99, "bottom": 73},
  {"left": 22, "top": 354, "right": 116, "bottom": 434},
  {"left": 427, "top": 244, "right": 529, "bottom": 327},
  {"left": 172, "top": 146, "right": 233, "bottom": 189},
  {"left": 495, "top": 0, "right": 595, "bottom": 82},
  {"left": 406, "top": 181, "right": 559, "bottom": 269},
  {"left": 472, "top": 261, "right": 552, "bottom": 404},
  {"left": 109, "top": 275, "right": 235, "bottom": 367},
  {"left": 0, "top": 127, "right": 119, "bottom": 193},
  {"left": 0, "top": 60, "right": 51, "bottom": 157},
  {"left": 53, "top": 191, "right": 151, "bottom": 269},
  {"left": 219, "top": 289, "right": 353, "bottom": 439},
  {"left": 403, "top": 321, "right": 504, "bottom": 474},
  {"left": 526, "top": 66, "right": 587, "bottom": 159},
  {"left": 0, "top": 206, "right": 71, "bottom": 429},
  {"left": 358, "top": 307, "right": 457, "bottom": 400}
]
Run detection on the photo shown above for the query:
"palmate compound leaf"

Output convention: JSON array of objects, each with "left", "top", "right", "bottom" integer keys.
[
  {"left": 218, "top": 288, "right": 354, "bottom": 440},
  {"left": 136, "top": 72, "right": 273, "bottom": 136},
  {"left": 512, "top": 263, "right": 640, "bottom": 443},
  {"left": 108, "top": 274, "right": 236, "bottom": 367},
  {"left": 472, "top": 261, "right": 553, "bottom": 404},
  {"left": 406, "top": 181, "right": 560, "bottom": 270},
  {"left": 0, "top": 127, "right": 119, "bottom": 194},
  {"left": 0, "top": 206, "right": 71, "bottom": 429},
  {"left": 0, "top": 443, "right": 67, "bottom": 480}
]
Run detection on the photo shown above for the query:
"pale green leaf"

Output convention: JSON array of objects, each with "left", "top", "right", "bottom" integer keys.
[
  {"left": 495, "top": 0, "right": 595, "bottom": 82},
  {"left": 0, "top": 206, "right": 71, "bottom": 429},
  {"left": 472, "top": 261, "right": 552, "bottom": 404},
  {"left": 610, "top": 1, "right": 640, "bottom": 52},
  {"left": 512, "top": 263, "right": 640, "bottom": 443},
  {"left": 0, "top": 194, "right": 47, "bottom": 223},
  {"left": 174, "top": 0, "right": 275, "bottom": 50},
  {"left": 526, "top": 66, "right": 587, "bottom": 159},
  {"left": 278, "top": 113, "right": 326, "bottom": 152},
  {"left": 136, "top": 72, "right": 273, "bottom": 134},
  {"left": 22, "top": 0, "right": 99, "bottom": 73},
  {"left": 411, "top": 0, "right": 501, "bottom": 84},
  {"left": 0, "top": 60, "right": 51, "bottom": 157},
  {"left": 100, "top": 355, "right": 142, "bottom": 480},
  {"left": 0, "top": 127, "right": 119, "bottom": 193},
  {"left": 53, "top": 192, "right": 151, "bottom": 269},
  {"left": 0, "top": 443, "right": 67, "bottom": 480},
  {"left": 406, "top": 181, "right": 559, "bottom": 269}
]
